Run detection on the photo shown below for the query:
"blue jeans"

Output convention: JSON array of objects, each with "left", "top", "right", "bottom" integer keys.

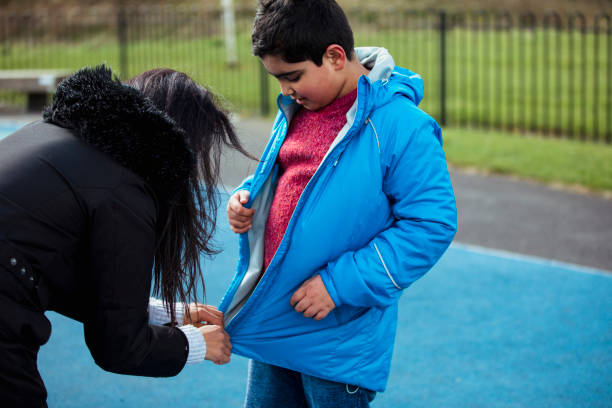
[{"left": 244, "top": 360, "right": 376, "bottom": 408}]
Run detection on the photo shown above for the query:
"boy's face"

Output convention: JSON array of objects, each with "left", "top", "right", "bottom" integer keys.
[{"left": 261, "top": 54, "right": 343, "bottom": 111}]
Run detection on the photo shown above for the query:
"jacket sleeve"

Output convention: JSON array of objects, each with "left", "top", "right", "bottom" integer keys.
[
  {"left": 82, "top": 180, "right": 188, "bottom": 377},
  {"left": 232, "top": 175, "right": 254, "bottom": 195},
  {"left": 320, "top": 118, "right": 457, "bottom": 308}
]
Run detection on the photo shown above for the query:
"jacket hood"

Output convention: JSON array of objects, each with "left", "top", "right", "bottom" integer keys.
[
  {"left": 43, "top": 65, "right": 193, "bottom": 209},
  {"left": 356, "top": 46, "right": 424, "bottom": 108}
]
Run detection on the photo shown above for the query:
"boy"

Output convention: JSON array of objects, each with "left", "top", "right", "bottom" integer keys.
[{"left": 221, "top": 0, "right": 457, "bottom": 406}]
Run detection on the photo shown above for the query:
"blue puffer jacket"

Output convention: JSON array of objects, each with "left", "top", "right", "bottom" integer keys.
[{"left": 219, "top": 47, "right": 457, "bottom": 392}]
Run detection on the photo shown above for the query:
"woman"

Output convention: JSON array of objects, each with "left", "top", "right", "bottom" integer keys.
[{"left": 0, "top": 65, "right": 250, "bottom": 407}]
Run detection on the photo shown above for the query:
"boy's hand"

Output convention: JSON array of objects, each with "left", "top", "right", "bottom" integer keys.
[
  {"left": 227, "top": 190, "right": 255, "bottom": 233},
  {"left": 290, "top": 275, "right": 336, "bottom": 320},
  {"left": 185, "top": 303, "right": 224, "bottom": 327}
]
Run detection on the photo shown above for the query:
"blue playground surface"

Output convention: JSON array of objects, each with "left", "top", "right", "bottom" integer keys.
[
  {"left": 2, "top": 121, "right": 611, "bottom": 407},
  {"left": 38, "top": 216, "right": 611, "bottom": 407}
]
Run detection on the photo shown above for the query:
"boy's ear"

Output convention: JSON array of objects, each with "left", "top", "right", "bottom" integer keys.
[{"left": 324, "top": 44, "right": 347, "bottom": 70}]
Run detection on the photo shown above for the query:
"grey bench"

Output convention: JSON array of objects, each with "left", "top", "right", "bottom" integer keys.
[{"left": 0, "top": 69, "right": 71, "bottom": 113}]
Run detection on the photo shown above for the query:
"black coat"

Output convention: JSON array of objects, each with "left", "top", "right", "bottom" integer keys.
[{"left": 0, "top": 67, "right": 194, "bottom": 376}]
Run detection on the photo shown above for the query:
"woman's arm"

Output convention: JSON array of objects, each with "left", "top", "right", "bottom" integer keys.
[
  {"left": 82, "top": 181, "right": 194, "bottom": 376},
  {"left": 148, "top": 298, "right": 230, "bottom": 365},
  {"left": 148, "top": 297, "right": 185, "bottom": 325}
]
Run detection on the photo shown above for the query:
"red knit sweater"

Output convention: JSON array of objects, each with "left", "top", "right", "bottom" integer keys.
[{"left": 264, "top": 89, "right": 358, "bottom": 269}]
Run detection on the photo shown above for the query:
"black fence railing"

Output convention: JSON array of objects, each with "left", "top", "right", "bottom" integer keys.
[{"left": 1, "top": 5, "right": 610, "bottom": 142}]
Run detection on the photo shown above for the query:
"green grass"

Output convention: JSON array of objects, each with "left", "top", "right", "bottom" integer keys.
[{"left": 443, "top": 126, "right": 612, "bottom": 193}]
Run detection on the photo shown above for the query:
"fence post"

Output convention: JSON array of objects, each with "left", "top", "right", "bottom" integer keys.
[
  {"left": 606, "top": 14, "right": 612, "bottom": 143},
  {"left": 0, "top": 12, "right": 9, "bottom": 68},
  {"left": 521, "top": 12, "right": 536, "bottom": 134},
  {"left": 222, "top": 0, "right": 238, "bottom": 67},
  {"left": 594, "top": 13, "right": 611, "bottom": 143},
  {"left": 543, "top": 12, "right": 561, "bottom": 137},
  {"left": 439, "top": 10, "right": 447, "bottom": 126},
  {"left": 569, "top": 12, "right": 587, "bottom": 140},
  {"left": 117, "top": 0, "right": 128, "bottom": 79},
  {"left": 259, "top": 60, "right": 270, "bottom": 116}
]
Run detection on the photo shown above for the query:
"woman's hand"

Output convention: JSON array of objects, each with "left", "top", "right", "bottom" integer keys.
[
  {"left": 184, "top": 303, "right": 224, "bottom": 327},
  {"left": 199, "top": 325, "right": 232, "bottom": 365},
  {"left": 185, "top": 304, "right": 231, "bottom": 364}
]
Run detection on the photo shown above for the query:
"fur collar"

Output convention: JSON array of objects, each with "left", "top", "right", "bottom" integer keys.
[{"left": 43, "top": 65, "right": 192, "bottom": 209}]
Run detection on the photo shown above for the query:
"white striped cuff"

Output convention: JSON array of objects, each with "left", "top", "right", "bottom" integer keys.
[
  {"left": 178, "top": 324, "right": 206, "bottom": 365},
  {"left": 148, "top": 297, "right": 185, "bottom": 326}
]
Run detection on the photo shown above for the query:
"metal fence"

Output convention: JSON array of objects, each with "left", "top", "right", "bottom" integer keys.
[{"left": 1, "top": 4, "right": 610, "bottom": 142}]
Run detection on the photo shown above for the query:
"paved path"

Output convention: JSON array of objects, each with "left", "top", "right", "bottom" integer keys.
[
  {"left": 451, "top": 170, "right": 612, "bottom": 271},
  {"left": 229, "top": 116, "right": 612, "bottom": 272}
]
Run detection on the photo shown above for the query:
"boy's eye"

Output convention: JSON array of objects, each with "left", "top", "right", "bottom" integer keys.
[{"left": 287, "top": 75, "right": 301, "bottom": 82}]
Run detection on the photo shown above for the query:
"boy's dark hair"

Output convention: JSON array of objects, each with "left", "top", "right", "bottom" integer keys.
[{"left": 252, "top": 0, "right": 354, "bottom": 66}]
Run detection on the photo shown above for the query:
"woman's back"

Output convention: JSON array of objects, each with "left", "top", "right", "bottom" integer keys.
[
  {"left": 0, "top": 120, "right": 155, "bottom": 319},
  {"left": 0, "top": 65, "right": 247, "bottom": 406}
]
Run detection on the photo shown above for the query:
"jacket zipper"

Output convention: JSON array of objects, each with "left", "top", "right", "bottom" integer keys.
[
  {"left": 226, "top": 141, "right": 347, "bottom": 329},
  {"left": 227, "top": 85, "right": 370, "bottom": 328}
]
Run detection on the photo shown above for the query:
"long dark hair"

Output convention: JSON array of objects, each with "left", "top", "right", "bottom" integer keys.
[{"left": 125, "top": 68, "right": 252, "bottom": 323}]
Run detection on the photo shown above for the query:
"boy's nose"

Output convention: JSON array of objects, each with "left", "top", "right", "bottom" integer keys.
[{"left": 280, "top": 82, "right": 293, "bottom": 97}]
